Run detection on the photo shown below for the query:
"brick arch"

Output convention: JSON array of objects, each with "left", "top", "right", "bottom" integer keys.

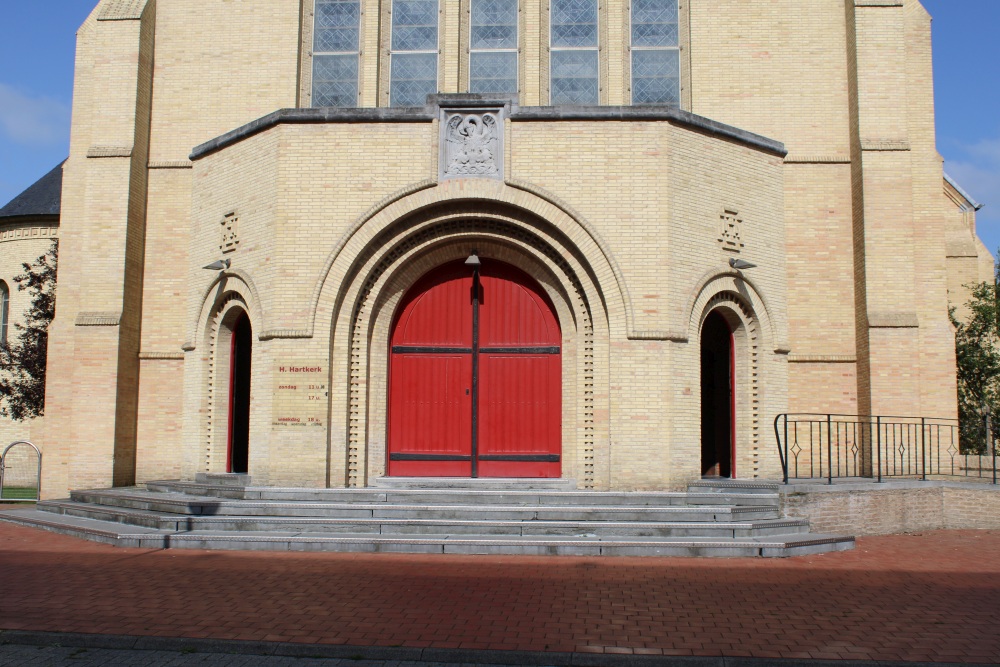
[
  {"left": 186, "top": 268, "right": 266, "bottom": 352},
  {"left": 324, "top": 217, "right": 611, "bottom": 489},
  {"left": 684, "top": 270, "right": 787, "bottom": 354},
  {"left": 310, "top": 178, "right": 632, "bottom": 343}
]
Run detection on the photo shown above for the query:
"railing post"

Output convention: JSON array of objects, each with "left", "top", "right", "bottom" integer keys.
[
  {"left": 920, "top": 417, "right": 926, "bottom": 481},
  {"left": 784, "top": 416, "right": 789, "bottom": 484},
  {"left": 984, "top": 410, "right": 996, "bottom": 478},
  {"left": 827, "top": 414, "right": 833, "bottom": 485},
  {"left": 876, "top": 416, "right": 882, "bottom": 483},
  {"left": 989, "top": 412, "right": 996, "bottom": 486},
  {"left": 774, "top": 414, "right": 788, "bottom": 484}
]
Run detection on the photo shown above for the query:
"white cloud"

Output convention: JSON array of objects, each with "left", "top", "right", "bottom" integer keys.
[
  {"left": 965, "top": 137, "right": 1000, "bottom": 166},
  {"left": 0, "top": 83, "right": 70, "bottom": 146}
]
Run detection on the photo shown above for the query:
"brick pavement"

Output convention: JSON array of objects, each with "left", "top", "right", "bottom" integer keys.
[{"left": 0, "top": 521, "right": 998, "bottom": 664}]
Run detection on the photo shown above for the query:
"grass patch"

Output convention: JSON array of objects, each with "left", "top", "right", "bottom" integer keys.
[{"left": 1, "top": 486, "right": 38, "bottom": 500}]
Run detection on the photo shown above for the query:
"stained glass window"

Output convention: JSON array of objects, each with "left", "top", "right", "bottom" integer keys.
[
  {"left": 312, "top": 0, "right": 361, "bottom": 107},
  {"left": 630, "top": 0, "right": 679, "bottom": 105},
  {"left": 550, "top": 0, "right": 598, "bottom": 105},
  {"left": 470, "top": 0, "right": 518, "bottom": 94},
  {"left": 391, "top": 0, "right": 439, "bottom": 106}
]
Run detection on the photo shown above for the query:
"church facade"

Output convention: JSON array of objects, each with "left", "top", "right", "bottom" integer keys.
[{"left": 26, "top": 0, "right": 991, "bottom": 497}]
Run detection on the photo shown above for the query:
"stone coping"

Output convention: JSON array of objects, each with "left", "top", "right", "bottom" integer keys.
[
  {"left": 189, "top": 104, "right": 786, "bottom": 161},
  {"left": 780, "top": 478, "right": 1000, "bottom": 493}
]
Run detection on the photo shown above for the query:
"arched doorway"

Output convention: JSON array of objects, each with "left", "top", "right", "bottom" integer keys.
[
  {"left": 388, "top": 258, "right": 562, "bottom": 477},
  {"left": 701, "top": 310, "right": 735, "bottom": 478},
  {"left": 228, "top": 311, "right": 252, "bottom": 474}
]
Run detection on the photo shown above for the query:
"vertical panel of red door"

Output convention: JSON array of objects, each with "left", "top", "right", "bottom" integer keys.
[
  {"left": 388, "top": 264, "right": 473, "bottom": 476},
  {"left": 477, "top": 264, "right": 561, "bottom": 478}
]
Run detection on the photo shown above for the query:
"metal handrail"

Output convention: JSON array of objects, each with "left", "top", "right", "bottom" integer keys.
[
  {"left": 0, "top": 440, "right": 42, "bottom": 502},
  {"left": 774, "top": 413, "right": 995, "bottom": 485}
]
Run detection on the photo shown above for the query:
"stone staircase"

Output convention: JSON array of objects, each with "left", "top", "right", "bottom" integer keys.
[{"left": 0, "top": 475, "right": 854, "bottom": 557}]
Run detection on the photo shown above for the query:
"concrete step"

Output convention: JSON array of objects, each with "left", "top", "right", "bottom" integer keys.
[
  {"left": 70, "top": 489, "right": 212, "bottom": 515},
  {"left": 39, "top": 500, "right": 808, "bottom": 538},
  {"left": 688, "top": 478, "right": 781, "bottom": 494},
  {"left": 0, "top": 509, "right": 850, "bottom": 557},
  {"left": 0, "top": 508, "right": 173, "bottom": 548},
  {"left": 371, "top": 477, "right": 578, "bottom": 490},
  {"left": 39, "top": 500, "right": 181, "bottom": 530},
  {"left": 161, "top": 531, "right": 853, "bottom": 557},
  {"left": 147, "top": 481, "right": 778, "bottom": 508},
  {"left": 686, "top": 479, "right": 781, "bottom": 505},
  {"left": 67, "top": 489, "right": 781, "bottom": 521}
]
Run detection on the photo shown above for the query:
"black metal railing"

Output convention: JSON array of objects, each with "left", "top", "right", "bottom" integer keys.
[{"left": 774, "top": 413, "right": 998, "bottom": 485}]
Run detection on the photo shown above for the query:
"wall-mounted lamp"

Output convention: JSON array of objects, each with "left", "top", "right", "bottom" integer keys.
[
  {"left": 203, "top": 258, "right": 231, "bottom": 271},
  {"left": 729, "top": 258, "right": 757, "bottom": 270}
]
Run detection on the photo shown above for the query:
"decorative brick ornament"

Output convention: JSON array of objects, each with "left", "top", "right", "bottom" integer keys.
[
  {"left": 718, "top": 209, "right": 744, "bottom": 253},
  {"left": 220, "top": 212, "right": 239, "bottom": 254}
]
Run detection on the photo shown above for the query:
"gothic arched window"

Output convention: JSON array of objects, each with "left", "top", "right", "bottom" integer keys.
[{"left": 0, "top": 281, "right": 9, "bottom": 346}]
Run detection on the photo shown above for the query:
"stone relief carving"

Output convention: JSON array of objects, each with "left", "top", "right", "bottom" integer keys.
[{"left": 441, "top": 111, "right": 503, "bottom": 179}]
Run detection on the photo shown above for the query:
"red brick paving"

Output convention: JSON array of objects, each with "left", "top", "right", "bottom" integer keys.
[{"left": 1, "top": 521, "right": 999, "bottom": 662}]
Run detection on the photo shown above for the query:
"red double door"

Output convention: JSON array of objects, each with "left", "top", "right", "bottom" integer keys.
[{"left": 388, "top": 260, "right": 561, "bottom": 477}]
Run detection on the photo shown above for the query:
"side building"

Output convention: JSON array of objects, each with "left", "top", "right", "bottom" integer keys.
[{"left": 0, "top": 163, "right": 62, "bottom": 447}]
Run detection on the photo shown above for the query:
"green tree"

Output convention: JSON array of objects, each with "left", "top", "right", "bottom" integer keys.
[
  {"left": 953, "top": 265, "right": 1000, "bottom": 454},
  {"left": 0, "top": 241, "right": 57, "bottom": 420}
]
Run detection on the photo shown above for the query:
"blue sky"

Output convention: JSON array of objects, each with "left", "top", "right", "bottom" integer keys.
[{"left": 0, "top": 1, "right": 998, "bottom": 253}]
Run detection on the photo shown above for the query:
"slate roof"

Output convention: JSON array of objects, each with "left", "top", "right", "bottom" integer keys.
[{"left": 0, "top": 161, "right": 65, "bottom": 220}]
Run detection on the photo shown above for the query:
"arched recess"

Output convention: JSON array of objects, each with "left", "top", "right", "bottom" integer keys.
[
  {"left": 695, "top": 292, "right": 763, "bottom": 479},
  {"left": 190, "top": 273, "right": 263, "bottom": 475},
  {"left": 324, "top": 203, "right": 614, "bottom": 490},
  {"left": 687, "top": 272, "right": 789, "bottom": 479}
]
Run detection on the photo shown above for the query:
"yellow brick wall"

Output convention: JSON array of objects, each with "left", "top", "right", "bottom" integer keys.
[
  {"left": 944, "top": 180, "right": 993, "bottom": 323},
  {"left": 147, "top": 0, "right": 300, "bottom": 164},
  {"left": 39, "top": 0, "right": 986, "bottom": 495},
  {"left": 783, "top": 483, "right": 1000, "bottom": 536},
  {"left": 178, "top": 119, "right": 783, "bottom": 490}
]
